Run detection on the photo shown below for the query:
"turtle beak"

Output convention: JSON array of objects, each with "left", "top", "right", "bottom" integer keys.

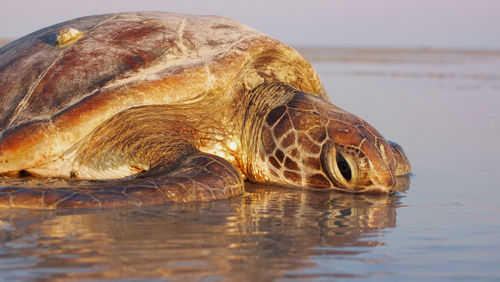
[
  {"left": 361, "top": 138, "right": 397, "bottom": 193},
  {"left": 369, "top": 171, "right": 396, "bottom": 193},
  {"left": 370, "top": 141, "right": 411, "bottom": 193}
]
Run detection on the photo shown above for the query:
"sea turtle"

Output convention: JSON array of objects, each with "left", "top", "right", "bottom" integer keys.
[{"left": 0, "top": 12, "right": 410, "bottom": 209}]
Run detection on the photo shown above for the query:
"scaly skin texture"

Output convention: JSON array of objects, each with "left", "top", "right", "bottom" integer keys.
[
  {"left": 0, "top": 12, "right": 410, "bottom": 209},
  {"left": 241, "top": 83, "right": 411, "bottom": 193}
]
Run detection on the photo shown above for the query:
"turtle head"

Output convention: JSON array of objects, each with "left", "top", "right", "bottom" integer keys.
[{"left": 253, "top": 84, "right": 410, "bottom": 193}]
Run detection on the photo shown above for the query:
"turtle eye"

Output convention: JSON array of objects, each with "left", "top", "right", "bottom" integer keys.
[
  {"left": 336, "top": 153, "right": 352, "bottom": 181},
  {"left": 327, "top": 150, "right": 359, "bottom": 187}
]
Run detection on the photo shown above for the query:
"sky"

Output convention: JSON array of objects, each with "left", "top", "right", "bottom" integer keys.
[{"left": 1, "top": 0, "right": 499, "bottom": 49}]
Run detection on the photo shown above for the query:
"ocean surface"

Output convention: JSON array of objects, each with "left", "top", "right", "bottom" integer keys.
[{"left": 1, "top": 46, "right": 499, "bottom": 280}]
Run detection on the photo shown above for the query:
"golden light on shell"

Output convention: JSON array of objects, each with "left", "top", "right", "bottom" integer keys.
[{"left": 56, "top": 28, "right": 84, "bottom": 47}]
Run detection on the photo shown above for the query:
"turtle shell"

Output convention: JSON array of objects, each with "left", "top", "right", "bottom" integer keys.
[{"left": 0, "top": 12, "right": 325, "bottom": 173}]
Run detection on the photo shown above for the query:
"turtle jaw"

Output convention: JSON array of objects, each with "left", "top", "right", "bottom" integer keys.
[
  {"left": 363, "top": 141, "right": 412, "bottom": 193},
  {"left": 364, "top": 139, "right": 397, "bottom": 193},
  {"left": 366, "top": 171, "right": 396, "bottom": 194}
]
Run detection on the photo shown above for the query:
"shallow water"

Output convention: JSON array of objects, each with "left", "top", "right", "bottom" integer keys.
[{"left": 1, "top": 48, "right": 500, "bottom": 280}]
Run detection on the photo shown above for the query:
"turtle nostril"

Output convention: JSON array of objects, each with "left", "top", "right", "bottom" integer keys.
[{"left": 336, "top": 153, "right": 352, "bottom": 181}]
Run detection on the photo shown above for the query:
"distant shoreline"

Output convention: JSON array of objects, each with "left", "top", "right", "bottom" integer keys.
[
  {"left": 294, "top": 46, "right": 500, "bottom": 63},
  {"left": 295, "top": 46, "right": 500, "bottom": 54},
  {"left": 0, "top": 39, "right": 10, "bottom": 47},
  {"left": 1, "top": 38, "right": 499, "bottom": 62}
]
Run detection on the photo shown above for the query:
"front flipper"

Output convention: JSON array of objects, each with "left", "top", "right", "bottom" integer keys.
[{"left": 0, "top": 152, "right": 243, "bottom": 210}]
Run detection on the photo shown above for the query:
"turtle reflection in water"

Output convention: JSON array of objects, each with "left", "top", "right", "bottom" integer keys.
[
  {"left": 0, "top": 184, "right": 406, "bottom": 279},
  {"left": 0, "top": 12, "right": 410, "bottom": 209}
]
